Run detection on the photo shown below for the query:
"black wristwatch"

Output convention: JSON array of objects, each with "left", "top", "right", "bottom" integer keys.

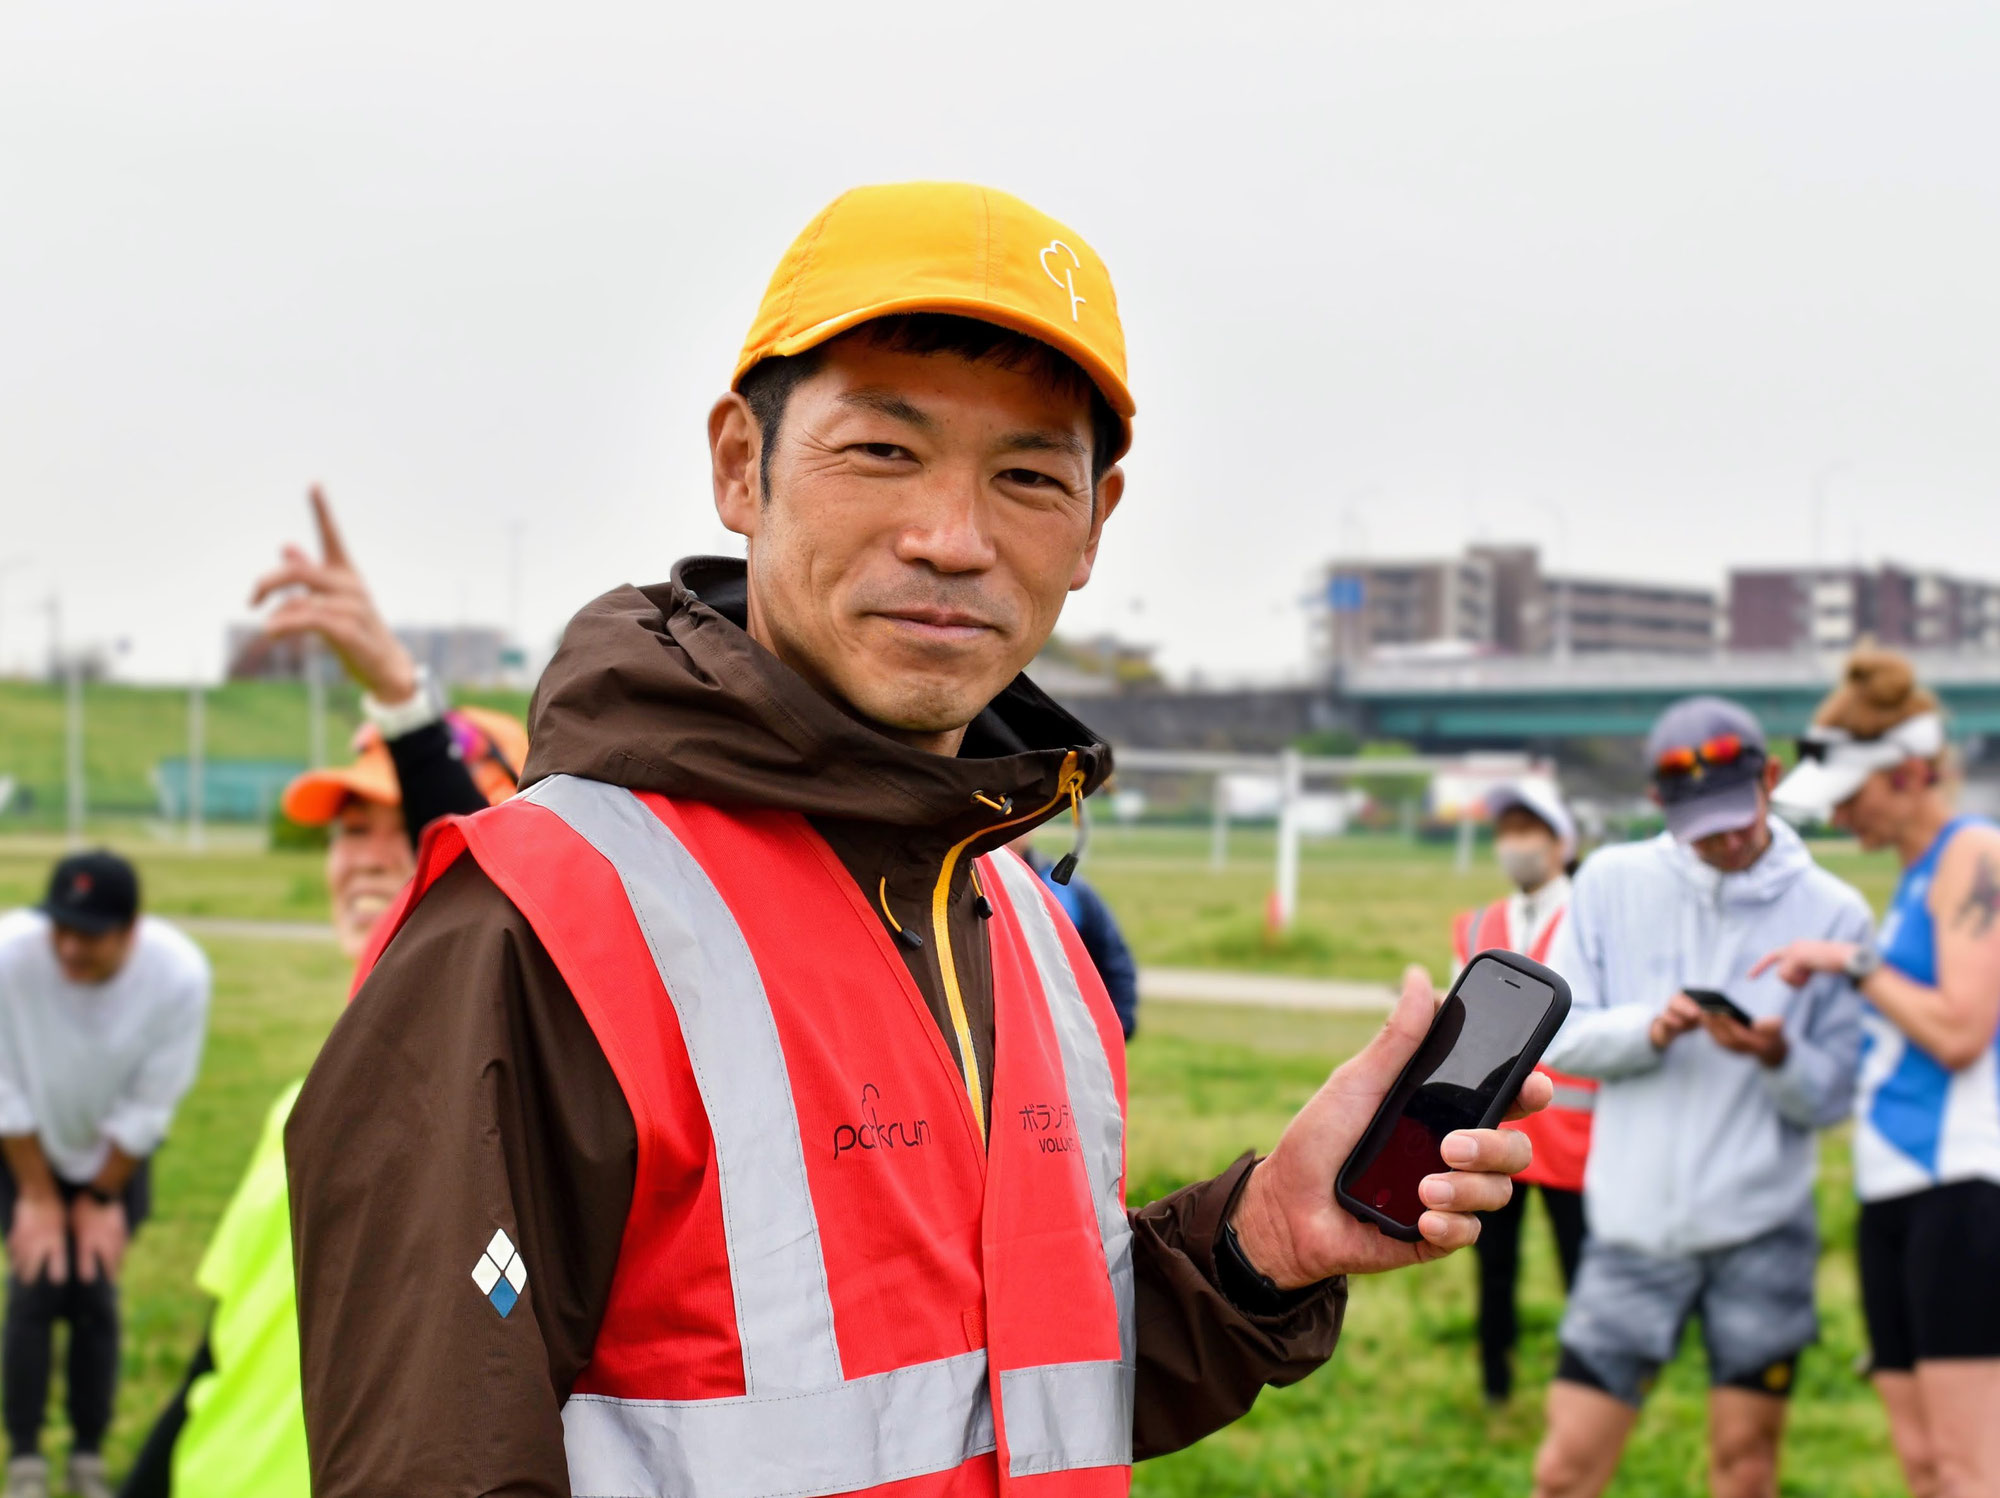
[
  {"left": 81, "top": 1184, "right": 117, "bottom": 1207},
  {"left": 1217, "top": 1217, "right": 1324, "bottom": 1317}
]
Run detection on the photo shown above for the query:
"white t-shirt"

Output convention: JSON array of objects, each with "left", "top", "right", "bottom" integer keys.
[{"left": 0, "top": 908, "right": 211, "bottom": 1184}]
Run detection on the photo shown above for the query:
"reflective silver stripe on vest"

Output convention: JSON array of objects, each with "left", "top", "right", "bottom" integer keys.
[
  {"left": 987, "top": 851, "right": 1136, "bottom": 1475},
  {"left": 1550, "top": 1084, "right": 1597, "bottom": 1113},
  {"left": 564, "top": 1352, "right": 995, "bottom": 1498},
  {"left": 522, "top": 777, "right": 844, "bottom": 1395},
  {"left": 998, "top": 1360, "right": 1132, "bottom": 1477}
]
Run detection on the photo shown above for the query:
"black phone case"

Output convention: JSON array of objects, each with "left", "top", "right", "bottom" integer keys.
[
  {"left": 1333, "top": 949, "right": 1574, "bottom": 1242},
  {"left": 1683, "top": 988, "right": 1753, "bottom": 1025}
]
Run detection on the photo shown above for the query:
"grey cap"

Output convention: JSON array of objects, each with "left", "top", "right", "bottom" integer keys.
[{"left": 1646, "top": 695, "right": 1768, "bottom": 843}]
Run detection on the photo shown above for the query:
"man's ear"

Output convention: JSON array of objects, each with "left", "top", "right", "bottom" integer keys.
[
  {"left": 710, "top": 393, "right": 763, "bottom": 540},
  {"left": 1068, "top": 464, "right": 1125, "bottom": 593},
  {"left": 1763, "top": 757, "right": 1784, "bottom": 793}
]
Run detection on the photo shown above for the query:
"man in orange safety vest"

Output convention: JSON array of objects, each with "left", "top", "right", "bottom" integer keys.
[{"left": 285, "top": 181, "right": 1552, "bottom": 1498}]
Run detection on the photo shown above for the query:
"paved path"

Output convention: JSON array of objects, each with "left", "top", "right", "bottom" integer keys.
[
  {"left": 173, "top": 918, "right": 1397, "bottom": 1012},
  {"left": 177, "top": 917, "right": 338, "bottom": 944},
  {"left": 1139, "top": 967, "right": 1395, "bottom": 1012}
]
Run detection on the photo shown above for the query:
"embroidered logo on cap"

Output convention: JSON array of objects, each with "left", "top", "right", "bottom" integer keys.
[
  {"left": 1039, "top": 240, "right": 1086, "bottom": 323},
  {"left": 471, "top": 1228, "right": 528, "bottom": 1317}
]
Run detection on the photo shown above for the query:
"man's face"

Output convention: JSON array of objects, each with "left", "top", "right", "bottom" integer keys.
[
  {"left": 1685, "top": 760, "right": 1781, "bottom": 873},
  {"left": 711, "top": 337, "right": 1123, "bottom": 753},
  {"left": 327, "top": 796, "right": 416, "bottom": 960},
  {"left": 50, "top": 923, "right": 135, "bottom": 984}
]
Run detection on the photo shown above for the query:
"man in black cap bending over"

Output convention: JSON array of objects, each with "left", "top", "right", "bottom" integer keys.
[{"left": 0, "top": 852, "right": 210, "bottom": 1498}]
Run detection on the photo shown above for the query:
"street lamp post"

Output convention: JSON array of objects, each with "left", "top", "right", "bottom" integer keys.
[{"left": 65, "top": 653, "right": 85, "bottom": 848}]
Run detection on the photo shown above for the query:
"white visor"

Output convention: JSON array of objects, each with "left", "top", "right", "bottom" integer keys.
[{"left": 1772, "top": 712, "right": 1945, "bottom": 822}]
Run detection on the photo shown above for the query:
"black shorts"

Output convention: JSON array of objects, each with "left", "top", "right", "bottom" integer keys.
[{"left": 1858, "top": 1179, "right": 2000, "bottom": 1371}]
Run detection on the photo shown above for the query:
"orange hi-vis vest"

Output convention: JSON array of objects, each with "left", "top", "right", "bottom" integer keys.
[
  {"left": 1451, "top": 896, "right": 1595, "bottom": 1194},
  {"left": 368, "top": 774, "right": 1134, "bottom": 1498}
]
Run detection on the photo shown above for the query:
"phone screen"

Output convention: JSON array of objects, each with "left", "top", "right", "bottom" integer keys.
[{"left": 1340, "top": 957, "right": 1561, "bottom": 1234}]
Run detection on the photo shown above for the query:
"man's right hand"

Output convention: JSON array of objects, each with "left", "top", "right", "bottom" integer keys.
[
  {"left": 7, "top": 1193, "right": 68, "bottom": 1284},
  {"left": 1650, "top": 992, "right": 1705, "bottom": 1051}
]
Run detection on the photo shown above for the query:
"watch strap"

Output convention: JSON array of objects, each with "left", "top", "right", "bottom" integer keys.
[
  {"left": 1844, "top": 945, "right": 1883, "bottom": 982},
  {"left": 1217, "top": 1218, "right": 1324, "bottom": 1317}
]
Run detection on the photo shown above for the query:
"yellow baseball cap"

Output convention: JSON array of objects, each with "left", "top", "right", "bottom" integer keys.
[{"left": 734, "top": 182, "right": 1134, "bottom": 459}]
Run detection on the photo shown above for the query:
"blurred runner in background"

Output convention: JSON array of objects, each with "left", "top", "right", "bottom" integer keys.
[
  {"left": 1011, "top": 832, "right": 1138, "bottom": 1038},
  {"left": 1531, "top": 697, "right": 1870, "bottom": 1498},
  {"left": 116, "top": 491, "right": 524, "bottom": 1498},
  {"left": 0, "top": 853, "right": 209, "bottom": 1498},
  {"left": 1451, "top": 783, "right": 1591, "bottom": 1405},
  {"left": 1760, "top": 647, "right": 2000, "bottom": 1497}
]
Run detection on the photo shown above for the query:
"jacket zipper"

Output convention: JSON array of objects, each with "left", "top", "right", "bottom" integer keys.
[{"left": 930, "top": 750, "right": 1086, "bottom": 1137}]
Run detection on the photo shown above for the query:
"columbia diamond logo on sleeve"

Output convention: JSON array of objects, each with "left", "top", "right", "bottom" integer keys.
[{"left": 471, "top": 1228, "right": 528, "bottom": 1317}]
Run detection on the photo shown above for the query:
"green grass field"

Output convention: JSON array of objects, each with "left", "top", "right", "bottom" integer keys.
[
  {"left": 0, "top": 679, "right": 531, "bottom": 827},
  {"left": 0, "top": 827, "right": 1915, "bottom": 1493}
]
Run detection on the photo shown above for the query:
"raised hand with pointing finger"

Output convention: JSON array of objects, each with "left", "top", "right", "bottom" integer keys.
[{"left": 250, "top": 486, "right": 420, "bottom": 708}]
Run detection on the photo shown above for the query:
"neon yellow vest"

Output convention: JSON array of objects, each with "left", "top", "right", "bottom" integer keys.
[{"left": 171, "top": 1082, "right": 309, "bottom": 1498}]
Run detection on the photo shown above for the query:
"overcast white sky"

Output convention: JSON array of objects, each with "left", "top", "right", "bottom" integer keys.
[{"left": 4, "top": 1, "right": 1997, "bottom": 685}]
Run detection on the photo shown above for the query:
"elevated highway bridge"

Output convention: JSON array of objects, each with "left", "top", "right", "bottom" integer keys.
[
  {"left": 1345, "top": 650, "right": 2000, "bottom": 747},
  {"left": 1063, "top": 651, "right": 2000, "bottom": 757}
]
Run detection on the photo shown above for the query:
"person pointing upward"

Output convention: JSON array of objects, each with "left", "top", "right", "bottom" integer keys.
[{"left": 286, "top": 182, "right": 1548, "bottom": 1497}]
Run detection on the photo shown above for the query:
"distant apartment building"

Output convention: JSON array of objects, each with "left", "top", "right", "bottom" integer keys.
[
  {"left": 1319, "top": 544, "right": 1716, "bottom": 665},
  {"left": 1538, "top": 575, "right": 1717, "bottom": 656},
  {"left": 1729, "top": 565, "right": 2000, "bottom": 653},
  {"left": 1321, "top": 552, "right": 1496, "bottom": 661},
  {"left": 226, "top": 623, "right": 517, "bottom": 686}
]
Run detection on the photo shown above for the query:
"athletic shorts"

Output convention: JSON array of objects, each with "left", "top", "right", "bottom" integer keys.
[
  {"left": 1858, "top": 1179, "right": 2000, "bottom": 1371},
  {"left": 1556, "top": 1218, "right": 1819, "bottom": 1407}
]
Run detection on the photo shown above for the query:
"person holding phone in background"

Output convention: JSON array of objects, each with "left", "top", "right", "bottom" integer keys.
[
  {"left": 1758, "top": 648, "right": 2000, "bottom": 1497},
  {"left": 1450, "top": 784, "right": 1592, "bottom": 1406},
  {"left": 1528, "top": 697, "right": 1872, "bottom": 1498}
]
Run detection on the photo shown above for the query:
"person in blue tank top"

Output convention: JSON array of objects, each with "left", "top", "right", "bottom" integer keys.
[{"left": 1757, "top": 647, "right": 2000, "bottom": 1498}]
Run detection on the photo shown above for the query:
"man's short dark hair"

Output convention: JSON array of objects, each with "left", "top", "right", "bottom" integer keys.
[{"left": 737, "top": 313, "right": 1123, "bottom": 500}]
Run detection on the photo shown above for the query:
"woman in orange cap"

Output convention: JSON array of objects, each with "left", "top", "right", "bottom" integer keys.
[{"left": 117, "top": 492, "right": 524, "bottom": 1498}]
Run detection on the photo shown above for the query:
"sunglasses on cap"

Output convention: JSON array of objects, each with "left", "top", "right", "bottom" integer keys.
[{"left": 1653, "top": 734, "right": 1764, "bottom": 780}]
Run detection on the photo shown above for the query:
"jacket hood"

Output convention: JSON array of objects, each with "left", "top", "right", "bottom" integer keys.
[
  {"left": 520, "top": 557, "right": 1113, "bottom": 853},
  {"left": 1658, "top": 815, "right": 1817, "bottom": 908}
]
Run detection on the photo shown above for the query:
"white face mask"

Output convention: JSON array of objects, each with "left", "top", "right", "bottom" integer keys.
[{"left": 1496, "top": 838, "right": 1556, "bottom": 891}]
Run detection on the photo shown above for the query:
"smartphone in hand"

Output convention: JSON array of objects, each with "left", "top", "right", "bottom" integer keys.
[
  {"left": 1335, "top": 951, "right": 1572, "bottom": 1242},
  {"left": 1682, "top": 987, "right": 1754, "bottom": 1026}
]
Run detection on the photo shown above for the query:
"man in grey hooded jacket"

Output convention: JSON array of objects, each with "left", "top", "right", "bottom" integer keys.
[{"left": 1530, "top": 697, "right": 1873, "bottom": 1498}]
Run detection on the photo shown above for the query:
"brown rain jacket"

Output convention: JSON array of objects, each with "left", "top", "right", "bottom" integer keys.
[{"left": 286, "top": 557, "right": 1343, "bottom": 1496}]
